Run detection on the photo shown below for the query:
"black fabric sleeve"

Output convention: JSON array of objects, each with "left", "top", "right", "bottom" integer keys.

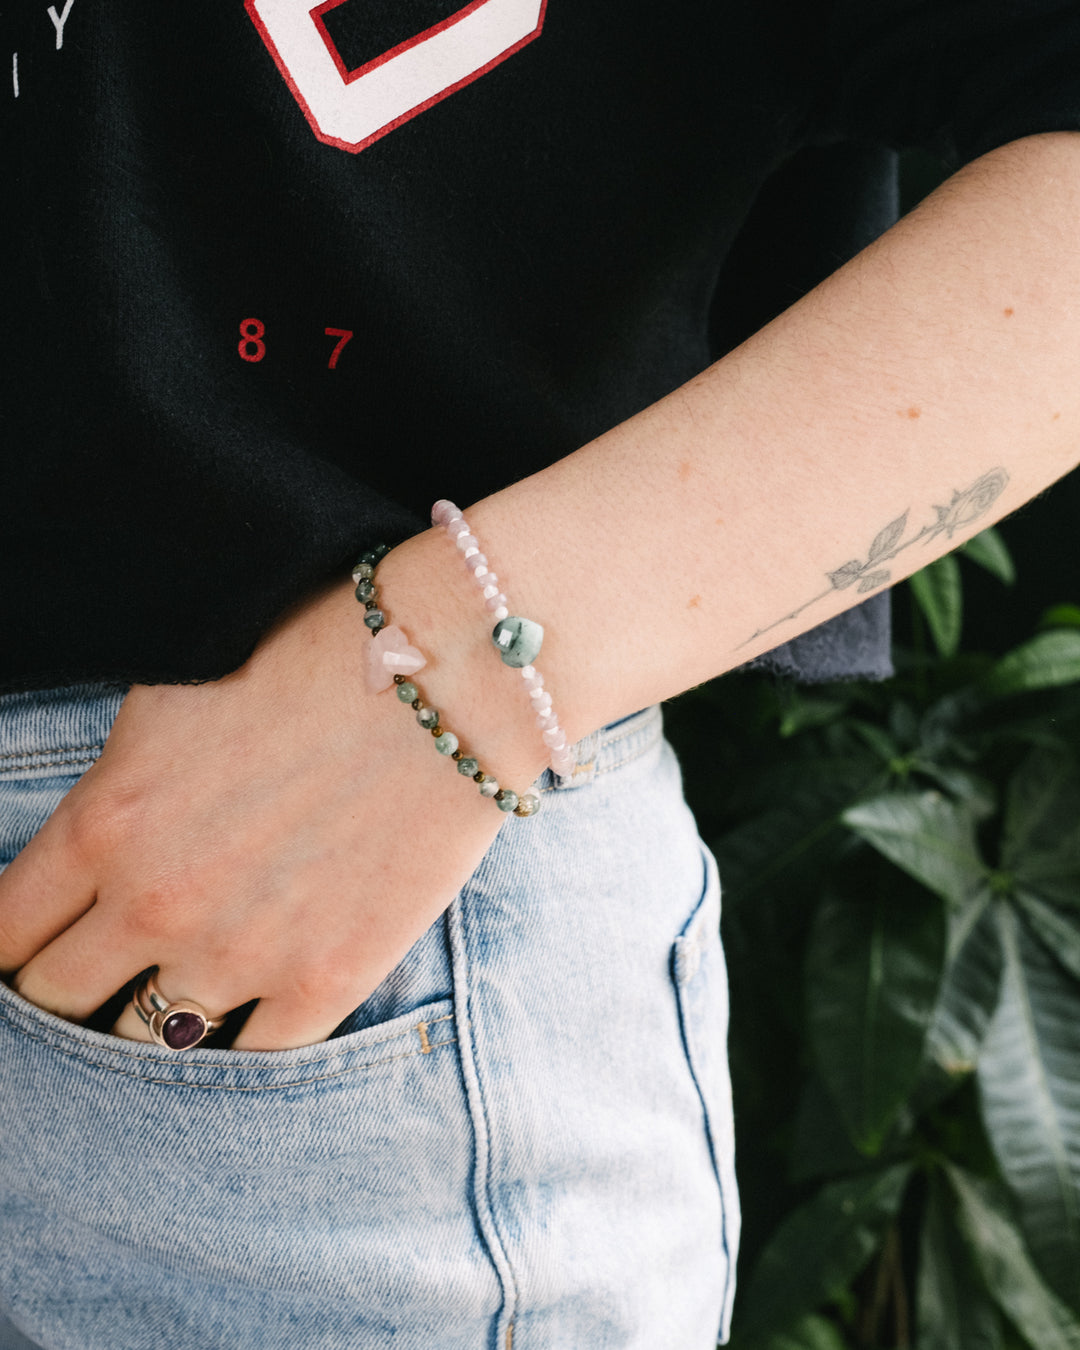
[{"left": 816, "top": 0, "right": 1080, "bottom": 169}]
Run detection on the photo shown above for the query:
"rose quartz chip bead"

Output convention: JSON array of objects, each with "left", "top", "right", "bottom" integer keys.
[
  {"left": 432, "top": 499, "right": 578, "bottom": 779},
  {"left": 366, "top": 625, "right": 427, "bottom": 694}
]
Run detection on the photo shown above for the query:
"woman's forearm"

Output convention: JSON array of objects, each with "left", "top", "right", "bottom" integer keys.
[{"left": 381, "top": 132, "right": 1080, "bottom": 780}]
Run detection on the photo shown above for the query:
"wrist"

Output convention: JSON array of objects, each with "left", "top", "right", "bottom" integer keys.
[{"left": 371, "top": 527, "right": 552, "bottom": 803}]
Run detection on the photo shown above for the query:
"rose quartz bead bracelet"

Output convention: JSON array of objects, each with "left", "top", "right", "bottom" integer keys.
[{"left": 430, "top": 499, "right": 577, "bottom": 780}]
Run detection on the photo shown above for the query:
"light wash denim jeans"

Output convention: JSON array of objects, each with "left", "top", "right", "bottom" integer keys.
[{"left": 0, "top": 684, "right": 739, "bottom": 1350}]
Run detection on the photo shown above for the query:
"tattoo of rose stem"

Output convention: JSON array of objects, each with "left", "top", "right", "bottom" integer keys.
[{"left": 740, "top": 467, "right": 1009, "bottom": 647}]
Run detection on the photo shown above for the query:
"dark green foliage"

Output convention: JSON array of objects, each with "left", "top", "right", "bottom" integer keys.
[{"left": 665, "top": 531, "right": 1080, "bottom": 1348}]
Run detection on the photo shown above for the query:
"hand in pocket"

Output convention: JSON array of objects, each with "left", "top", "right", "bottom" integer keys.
[{"left": 0, "top": 542, "right": 547, "bottom": 1050}]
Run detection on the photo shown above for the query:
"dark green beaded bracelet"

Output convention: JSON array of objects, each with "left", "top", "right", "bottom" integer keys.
[{"left": 355, "top": 551, "right": 540, "bottom": 818}]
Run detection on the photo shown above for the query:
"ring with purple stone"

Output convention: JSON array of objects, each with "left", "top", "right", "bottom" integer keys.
[{"left": 132, "top": 972, "right": 226, "bottom": 1051}]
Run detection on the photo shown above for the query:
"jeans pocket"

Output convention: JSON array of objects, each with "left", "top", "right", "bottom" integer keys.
[
  {"left": 0, "top": 684, "right": 507, "bottom": 1346},
  {"left": 671, "top": 843, "right": 741, "bottom": 1342},
  {"left": 0, "top": 977, "right": 503, "bottom": 1349}
]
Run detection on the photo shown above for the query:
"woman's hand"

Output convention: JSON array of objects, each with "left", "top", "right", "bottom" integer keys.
[{"left": 0, "top": 534, "right": 549, "bottom": 1050}]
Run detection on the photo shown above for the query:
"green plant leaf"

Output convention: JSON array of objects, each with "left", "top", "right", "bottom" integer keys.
[
  {"left": 1003, "top": 746, "right": 1080, "bottom": 910},
  {"left": 910, "top": 554, "right": 964, "bottom": 659},
  {"left": 917, "top": 1171, "right": 1003, "bottom": 1350},
  {"left": 980, "top": 631, "right": 1080, "bottom": 697},
  {"left": 910, "top": 761, "right": 997, "bottom": 820},
  {"left": 789, "top": 1075, "right": 884, "bottom": 1184},
  {"left": 843, "top": 791, "right": 988, "bottom": 909},
  {"left": 778, "top": 695, "right": 850, "bottom": 738},
  {"left": 714, "top": 757, "right": 883, "bottom": 907},
  {"left": 734, "top": 1164, "right": 913, "bottom": 1341},
  {"left": 976, "top": 906, "right": 1080, "bottom": 1311},
  {"left": 1015, "top": 891, "right": 1080, "bottom": 984},
  {"left": 1002, "top": 745, "right": 1080, "bottom": 872},
  {"left": 924, "top": 895, "right": 1002, "bottom": 1080},
  {"left": 848, "top": 719, "right": 902, "bottom": 765},
  {"left": 733, "top": 1313, "right": 851, "bottom": 1350},
  {"left": 807, "top": 875, "right": 945, "bottom": 1154},
  {"left": 1040, "top": 604, "right": 1080, "bottom": 631},
  {"left": 946, "top": 1165, "right": 1080, "bottom": 1349},
  {"left": 960, "top": 526, "right": 1016, "bottom": 586}
]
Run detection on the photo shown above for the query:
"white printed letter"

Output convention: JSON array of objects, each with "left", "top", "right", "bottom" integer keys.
[
  {"left": 246, "top": 0, "right": 546, "bottom": 153},
  {"left": 47, "top": 0, "right": 75, "bottom": 51}
]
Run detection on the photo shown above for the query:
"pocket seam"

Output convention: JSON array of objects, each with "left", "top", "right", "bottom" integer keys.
[
  {"left": 0, "top": 742, "right": 104, "bottom": 763},
  {"left": 0, "top": 1001, "right": 456, "bottom": 1090},
  {"left": 0, "top": 752, "right": 102, "bottom": 778}
]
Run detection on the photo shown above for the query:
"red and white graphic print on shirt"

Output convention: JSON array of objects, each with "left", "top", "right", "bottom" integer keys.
[{"left": 246, "top": 0, "right": 547, "bottom": 153}]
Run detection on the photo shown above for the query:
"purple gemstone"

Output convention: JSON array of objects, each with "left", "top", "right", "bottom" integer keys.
[{"left": 162, "top": 1011, "right": 207, "bottom": 1050}]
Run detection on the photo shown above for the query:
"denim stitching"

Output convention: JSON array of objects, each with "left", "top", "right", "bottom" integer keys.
[
  {"left": 446, "top": 901, "right": 520, "bottom": 1340},
  {"left": 0, "top": 1002, "right": 456, "bottom": 1089},
  {"left": 0, "top": 743, "right": 104, "bottom": 762},
  {"left": 539, "top": 711, "right": 662, "bottom": 794},
  {"left": 593, "top": 741, "right": 661, "bottom": 778},
  {"left": 0, "top": 753, "right": 102, "bottom": 777},
  {"left": 0, "top": 1004, "right": 454, "bottom": 1075}
]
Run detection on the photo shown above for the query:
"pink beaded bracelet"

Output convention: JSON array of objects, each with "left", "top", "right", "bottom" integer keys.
[{"left": 431, "top": 499, "right": 578, "bottom": 779}]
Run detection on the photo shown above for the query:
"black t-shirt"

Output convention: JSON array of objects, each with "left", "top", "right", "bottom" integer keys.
[{"left": 4, "top": 0, "right": 1080, "bottom": 693}]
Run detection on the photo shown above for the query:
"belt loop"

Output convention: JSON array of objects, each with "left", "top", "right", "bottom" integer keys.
[{"left": 551, "top": 727, "right": 601, "bottom": 789}]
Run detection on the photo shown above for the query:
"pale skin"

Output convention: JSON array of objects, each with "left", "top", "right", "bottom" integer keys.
[{"left": 2, "top": 132, "right": 1079, "bottom": 1050}]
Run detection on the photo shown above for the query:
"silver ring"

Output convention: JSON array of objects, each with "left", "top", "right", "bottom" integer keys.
[{"left": 132, "top": 972, "right": 226, "bottom": 1051}]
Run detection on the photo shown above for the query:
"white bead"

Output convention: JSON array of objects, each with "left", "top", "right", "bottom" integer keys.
[
  {"left": 492, "top": 605, "right": 509, "bottom": 622},
  {"left": 520, "top": 665, "right": 537, "bottom": 681},
  {"left": 482, "top": 584, "right": 500, "bottom": 601},
  {"left": 464, "top": 546, "right": 479, "bottom": 559}
]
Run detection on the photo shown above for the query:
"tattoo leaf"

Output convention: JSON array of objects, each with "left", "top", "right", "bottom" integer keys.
[
  {"left": 868, "top": 512, "right": 909, "bottom": 563},
  {"left": 829, "top": 561, "right": 866, "bottom": 591},
  {"left": 858, "top": 570, "right": 892, "bottom": 594}
]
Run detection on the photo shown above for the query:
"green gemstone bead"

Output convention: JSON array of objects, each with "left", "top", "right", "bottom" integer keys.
[
  {"left": 417, "top": 707, "right": 439, "bottom": 729},
  {"left": 363, "top": 609, "right": 384, "bottom": 629},
  {"left": 373, "top": 543, "right": 389, "bottom": 559},
  {"left": 514, "top": 793, "right": 541, "bottom": 817},
  {"left": 495, "top": 789, "right": 519, "bottom": 813},
  {"left": 359, "top": 550, "right": 378, "bottom": 567},
  {"left": 434, "top": 731, "right": 459, "bottom": 756},
  {"left": 355, "top": 578, "right": 376, "bottom": 602},
  {"left": 457, "top": 756, "right": 480, "bottom": 777},
  {"left": 396, "top": 681, "right": 418, "bottom": 703},
  {"left": 478, "top": 779, "right": 500, "bottom": 798},
  {"left": 491, "top": 616, "right": 544, "bottom": 668},
  {"left": 351, "top": 560, "right": 375, "bottom": 582}
]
